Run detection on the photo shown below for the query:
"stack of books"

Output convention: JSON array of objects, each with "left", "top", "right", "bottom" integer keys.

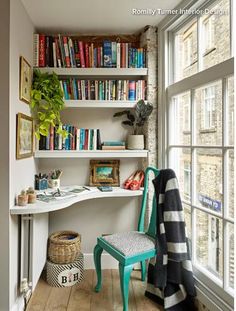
[
  {"left": 60, "top": 78, "right": 146, "bottom": 101},
  {"left": 34, "top": 34, "right": 146, "bottom": 68},
  {"left": 38, "top": 125, "right": 102, "bottom": 151},
  {"left": 102, "top": 141, "right": 126, "bottom": 150}
]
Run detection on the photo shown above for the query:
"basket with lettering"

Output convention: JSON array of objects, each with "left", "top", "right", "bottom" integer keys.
[{"left": 48, "top": 231, "right": 81, "bottom": 264}]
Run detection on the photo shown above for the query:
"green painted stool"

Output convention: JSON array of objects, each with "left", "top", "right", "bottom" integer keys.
[{"left": 93, "top": 166, "right": 159, "bottom": 311}]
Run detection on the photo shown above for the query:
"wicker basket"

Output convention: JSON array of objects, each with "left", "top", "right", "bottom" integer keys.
[{"left": 48, "top": 231, "right": 81, "bottom": 264}]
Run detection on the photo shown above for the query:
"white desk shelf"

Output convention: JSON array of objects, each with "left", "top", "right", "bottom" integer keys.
[
  {"left": 10, "top": 187, "right": 143, "bottom": 215},
  {"left": 36, "top": 67, "right": 148, "bottom": 77},
  {"left": 64, "top": 100, "right": 146, "bottom": 108},
  {"left": 34, "top": 150, "right": 149, "bottom": 158}
]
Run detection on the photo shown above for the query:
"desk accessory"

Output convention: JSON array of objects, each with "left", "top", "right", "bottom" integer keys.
[{"left": 97, "top": 186, "right": 113, "bottom": 192}]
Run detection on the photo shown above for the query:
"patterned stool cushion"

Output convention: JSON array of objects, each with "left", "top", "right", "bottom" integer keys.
[{"left": 102, "top": 231, "right": 155, "bottom": 256}]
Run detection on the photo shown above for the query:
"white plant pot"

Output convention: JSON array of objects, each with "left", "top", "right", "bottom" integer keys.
[
  {"left": 127, "top": 135, "right": 144, "bottom": 150},
  {"left": 48, "top": 179, "right": 60, "bottom": 189}
]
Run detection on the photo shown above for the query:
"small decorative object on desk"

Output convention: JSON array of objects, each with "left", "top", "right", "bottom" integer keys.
[
  {"left": 113, "top": 99, "right": 153, "bottom": 150},
  {"left": 27, "top": 187, "right": 37, "bottom": 204},
  {"left": 17, "top": 190, "right": 28, "bottom": 206},
  {"left": 48, "top": 169, "right": 62, "bottom": 189},
  {"left": 35, "top": 173, "right": 48, "bottom": 190},
  {"left": 123, "top": 170, "right": 144, "bottom": 190}
]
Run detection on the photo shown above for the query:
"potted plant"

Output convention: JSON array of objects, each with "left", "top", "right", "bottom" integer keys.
[
  {"left": 113, "top": 100, "right": 153, "bottom": 149},
  {"left": 30, "top": 70, "right": 68, "bottom": 139}
]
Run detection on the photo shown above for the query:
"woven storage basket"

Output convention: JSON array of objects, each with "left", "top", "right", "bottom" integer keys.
[{"left": 48, "top": 231, "right": 81, "bottom": 264}]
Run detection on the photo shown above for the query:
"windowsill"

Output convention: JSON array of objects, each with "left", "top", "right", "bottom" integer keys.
[
  {"left": 200, "top": 128, "right": 216, "bottom": 133},
  {"left": 203, "top": 47, "right": 216, "bottom": 57},
  {"left": 184, "top": 59, "right": 198, "bottom": 69}
]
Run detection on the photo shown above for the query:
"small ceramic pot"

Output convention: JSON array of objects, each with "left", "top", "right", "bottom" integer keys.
[
  {"left": 18, "top": 195, "right": 28, "bottom": 206},
  {"left": 28, "top": 193, "right": 37, "bottom": 204},
  {"left": 127, "top": 135, "right": 144, "bottom": 150},
  {"left": 48, "top": 179, "right": 60, "bottom": 189}
]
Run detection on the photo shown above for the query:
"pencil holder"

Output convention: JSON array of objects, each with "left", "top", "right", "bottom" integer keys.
[
  {"left": 35, "top": 178, "right": 48, "bottom": 190},
  {"left": 48, "top": 179, "right": 60, "bottom": 189}
]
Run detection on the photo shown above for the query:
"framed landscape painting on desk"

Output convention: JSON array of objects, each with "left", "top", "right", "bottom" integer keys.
[{"left": 90, "top": 160, "right": 120, "bottom": 186}]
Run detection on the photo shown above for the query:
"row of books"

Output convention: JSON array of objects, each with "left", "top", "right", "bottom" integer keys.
[
  {"left": 60, "top": 79, "right": 146, "bottom": 101},
  {"left": 34, "top": 34, "right": 146, "bottom": 68},
  {"left": 39, "top": 126, "right": 102, "bottom": 151}
]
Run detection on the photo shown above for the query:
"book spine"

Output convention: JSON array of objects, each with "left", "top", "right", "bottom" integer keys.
[
  {"left": 45, "top": 36, "right": 50, "bottom": 67},
  {"left": 111, "top": 42, "right": 117, "bottom": 67},
  {"left": 76, "top": 128, "right": 80, "bottom": 150},
  {"left": 93, "top": 129, "right": 97, "bottom": 150},
  {"left": 84, "top": 129, "right": 89, "bottom": 150},
  {"left": 97, "top": 47, "right": 101, "bottom": 68},
  {"left": 73, "top": 39, "right": 81, "bottom": 67},
  {"left": 49, "top": 125, "right": 54, "bottom": 150},
  {"left": 125, "top": 43, "right": 128, "bottom": 68},
  {"left": 55, "top": 38, "right": 62, "bottom": 67},
  {"left": 103, "top": 41, "right": 112, "bottom": 67},
  {"left": 78, "top": 41, "right": 85, "bottom": 68},
  {"left": 88, "top": 129, "right": 91, "bottom": 150},
  {"left": 33, "top": 34, "right": 39, "bottom": 67},
  {"left": 81, "top": 80, "right": 85, "bottom": 100},
  {"left": 85, "top": 43, "right": 89, "bottom": 67},
  {"left": 116, "top": 43, "right": 120, "bottom": 68},
  {"left": 97, "top": 129, "right": 102, "bottom": 150},
  {"left": 63, "top": 36, "right": 70, "bottom": 67},
  {"left": 58, "top": 34, "right": 65, "bottom": 67},
  {"left": 121, "top": 43, "right": 126, "bottom": 68},
  {"left": 68, "top": 37, "right": 76, "bottom": 67},
  {"left": 39, "top": 34, "right": 46, "bottom": 67},
  {"left": 129, "top": 81, "right": 136, "bottom": 100},
  {"left": 52, "top": 40, "right": 57, "bottom": 67},
  {"left": 90, "top": 80, "right": 95, "bottom": 100}
]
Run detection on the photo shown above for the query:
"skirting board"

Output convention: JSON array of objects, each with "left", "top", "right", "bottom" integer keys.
[{"left": 10, "top": 296, "right": 24, "bottom": 311}]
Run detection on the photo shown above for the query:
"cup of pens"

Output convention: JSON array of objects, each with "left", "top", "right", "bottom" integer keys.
[{"left": 48, "top": 169, "right": 63, "bottom": 189}]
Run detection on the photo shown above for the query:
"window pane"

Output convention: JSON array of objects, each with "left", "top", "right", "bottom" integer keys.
[
  {"left": 200, "top": 0, "right": 231, "bottom": 70},
  {"left": 174, "top": 19, "right": 198, "bottom": 82},
  {"left": 169, "top": 148, "right": 191, "bottom": 203},
  {"left": 195, "top": 149, "right": 222, "bottom": 214},
  {"left": 227, "top": 222, "right": 234, "bottom": 289},
  {"left": 226, "top": 149, "right": 234, "bottom": 219},
  {"left": 169, "top": 92, "right": 191, "bottom": 145},
  {"left": 195, "top": 210, "right": 223, "bottom": 280},
  {"left": 194, "top": 80, "right": 222, "bottom": 145},
  {"left": 226, "top": 76, "right": 234, "bottom": 146},
  {"left": 183, "top": 203, "right": 192, "bottom": 240}
]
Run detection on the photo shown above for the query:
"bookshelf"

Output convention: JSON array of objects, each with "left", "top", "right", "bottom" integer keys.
[
  {"left": 64, "top": 100, "right": 146, "bottom": 109},
  {"left": 37, "top": 67, "right": 148, "bottom": 77},
  {"left": 34, "top": 150, "right": 149, "bottom": 158}
]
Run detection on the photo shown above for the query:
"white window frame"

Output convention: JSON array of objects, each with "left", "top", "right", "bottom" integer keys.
[
  {"left": 183, "top": 34, "right": 193, "bottom": 67},
  {"left": 184, "top": 161, "right": 191, "bottom": 199},
  {"left": 203, "top": 85, "right": 215, "bottom": 129},
  {"left": 158, "top": 0, "right": 234, "bottom": 309},
  {"left": 202, "top": 16, "right": 215, "bottom": 54}
]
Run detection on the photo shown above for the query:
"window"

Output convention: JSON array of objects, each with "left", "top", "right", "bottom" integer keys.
[
  {"left": 184, "top": 162, "right": 191, "bottom": 200},
  {"left": 173, "top": 0, "right": 231, "bottom": 83},
  {"left": 159, "top": 0, "right": 234, "bottom": 306},
  {"left": 203, "top": 86, "right": 215, "bottom": 129},
  {"left": 202, "top": 16, "right": 215, "bottom": 54}
]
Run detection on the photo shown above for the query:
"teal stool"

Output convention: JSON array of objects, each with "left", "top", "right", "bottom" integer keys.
[{"left": 93, "top": 166, "right": 159, "bottom": 311}]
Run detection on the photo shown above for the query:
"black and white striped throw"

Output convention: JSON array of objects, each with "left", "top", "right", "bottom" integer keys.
[{"left": 145, "top": 169, "right": 196, "bottom": 310}]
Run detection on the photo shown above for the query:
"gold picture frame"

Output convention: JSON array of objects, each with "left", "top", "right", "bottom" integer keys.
[
  {"left": 19, "top": 56, "right": 31, "bottom": 104},
  {"left": 16, "top": 113, "right": 34, "bottom": 159},
  {"left": 89, "top": 160, "right": 120, "bottom": 186}
]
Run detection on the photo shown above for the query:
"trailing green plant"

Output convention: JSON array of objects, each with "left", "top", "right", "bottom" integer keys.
[
  {"left": 30, "top": 70, "right": 68, "bottom": 139},
  {"left": 113, "top": 99, "right": 153, "bottom": 134}
]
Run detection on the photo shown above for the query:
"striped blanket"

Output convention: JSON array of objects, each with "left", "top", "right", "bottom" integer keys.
[{"left": 145, "top": 169, "right": 196, "bottom": 310}]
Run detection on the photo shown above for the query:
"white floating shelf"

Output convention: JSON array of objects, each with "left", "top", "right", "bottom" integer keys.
[
  {"left": 10, "top": 187, "right": 143, "bottom": 215},
  {"left": 36, "top": 67, "right": 148, "bottom": 77},
  {"left": 64, "top": 100, "right": 145, "bottom": 108},
  {"left": 34, "top": 150, "right": 149, "bottom": 158}
]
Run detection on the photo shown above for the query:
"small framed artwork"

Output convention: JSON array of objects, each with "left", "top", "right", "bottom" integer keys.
[
  {"left": 16, "top": 113, "right": 34, "bottom": 159},
  {"left": 19, "top": 56, "right": 31, "bottom": 104},
  {"left": 89, "top": 160, "right": 120, "bottom": 186}
]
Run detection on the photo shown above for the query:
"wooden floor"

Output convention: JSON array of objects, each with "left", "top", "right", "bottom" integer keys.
[{"left": 26, "top": 269, "right": 163, "bottom": 311}]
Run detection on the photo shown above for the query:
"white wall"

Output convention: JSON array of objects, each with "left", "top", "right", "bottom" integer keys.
[
  {"left": 9, "top": 0, "right": 37, "bottom": 309},
  {"left": 0, "top": 0, "right": 10, "bottom": 309}
]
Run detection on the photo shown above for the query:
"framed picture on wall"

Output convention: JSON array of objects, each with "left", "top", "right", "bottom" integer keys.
[
  {"left": 19, "top": 56, "right": 31, "bottom": 104},
  {"left": 16, "top": 113, "right": 34, "bottom": 159},
  {"left": 89, "top": 160, "right": 120, "bottom": 186}
]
